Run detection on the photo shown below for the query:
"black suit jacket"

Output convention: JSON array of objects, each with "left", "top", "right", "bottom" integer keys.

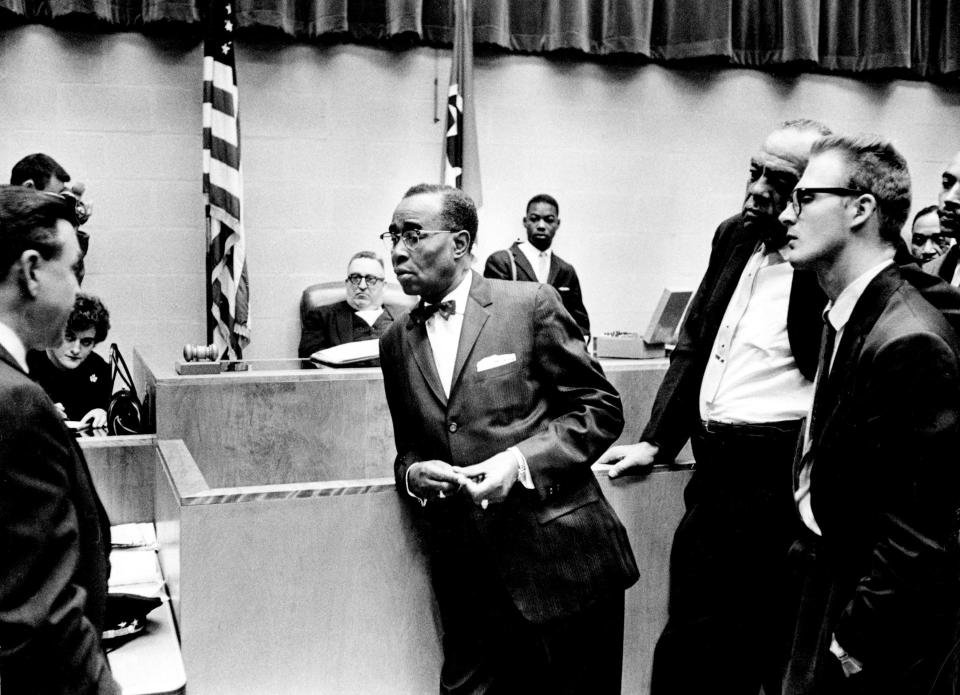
[
  {"left": 642, "top": 214, "right": 826, "bottom": 462},
  {"left": 379, "top": 272, "right": 638, "bottom": 623},
  {"left": 484, "top": 242, "right": 591, "bottom": 337},
  {"left": 0, "top": 346, "right": 118, "bottom": 694},
  {"left": 924, "top": 243, "right": 960, "bottom": 284},
  {"left": 802, "top": 265, "right": 960, "bottom": 682},
  {"left": 298, "top": 300, "right": 399, "bottom": 359}
]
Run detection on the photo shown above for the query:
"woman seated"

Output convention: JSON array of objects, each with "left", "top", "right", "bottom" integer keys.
[{"left": 28, "top": 293, "right": 111, "bottom": 428}]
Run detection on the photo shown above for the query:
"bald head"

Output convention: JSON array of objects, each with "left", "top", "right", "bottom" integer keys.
[{"left": 743, "top": 121, "right": 831, "bottom": 249}]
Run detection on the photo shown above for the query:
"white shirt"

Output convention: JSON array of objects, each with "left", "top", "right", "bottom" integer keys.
[
  {"left": 354, "top": 307, "right": 384, "bottom": 327},
  {"left": 425, "top": 273, "right": 472, "bottom": 397},
  {"left": 699, "top": 244, "right": 814, "bottom": 423},
  {"left": 0, "top": 319, "right": 28, "bottom": 373},
  {"left": 518, "top": 241, "right": 552, "bottom": 282},
  {"left": 796, "top": 258, "right": 894, "bottom": 535}
]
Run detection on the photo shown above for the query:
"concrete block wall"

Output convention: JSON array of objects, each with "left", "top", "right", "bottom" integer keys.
[{"left": 1, "top": 25, "right": 958, "bottom": 362}]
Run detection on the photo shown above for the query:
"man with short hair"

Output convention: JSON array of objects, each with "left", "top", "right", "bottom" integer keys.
[
  {"left": 597, "top": 119, "right": 831, "bottom": 694},
  {"left": 379, "top": 183, "right": 637, "bottom": 694},
  {"left": 0, "top": 186, "right": 119, "bottom": 693},
  {"left": 483, "top": 194, "right": 591, "bottom": 338},
  {"left": 924, "top": 150, "right": 960, "bottom": 284},
  {"left": 11, "top": 153, "right": 92, "bottom": 282},
  {"left": 298, "top": 251, "right": 399, "bottom": 359},
  {"left": 779, "top": 134, "right": 960, "bottom": 695},
  {"left": 910, "top": 204, "right": 951, "bottom": 263}
]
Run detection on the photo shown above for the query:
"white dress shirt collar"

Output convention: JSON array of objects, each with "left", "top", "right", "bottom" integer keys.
[
  {"left": 825, "top": 259, "right": 894, "bottom": 336},
  {"left": 518, "top": 241, "right": 552, "bottom": 282},
  {"left": 0, "top": 319, "right": 29, "bottom": 373}
]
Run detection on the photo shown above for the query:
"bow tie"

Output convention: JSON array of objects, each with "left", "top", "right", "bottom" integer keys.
[{"left": 409, "top": 300, "right": 457, "bottom": 327}]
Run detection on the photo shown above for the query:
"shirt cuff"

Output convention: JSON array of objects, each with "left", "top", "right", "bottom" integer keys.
[
  {"left": 507, "top": 447, "right": 534, "bottom": 489},
  {"left": 405, "top": 464, "right": 428, "bottom": 507},
  {"left": 829, "top": 635, "right": 863, "bottom": 676}
]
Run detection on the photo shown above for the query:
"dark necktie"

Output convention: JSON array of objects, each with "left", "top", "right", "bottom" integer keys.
[
  {"left": 408, "top": 300, "right": 457, "bottom": 327},
  {"left": 809, "top": 317, "right": 837, "bottom": 442}
]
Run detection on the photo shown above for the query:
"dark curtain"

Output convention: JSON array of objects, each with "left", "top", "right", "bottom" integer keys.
[{"left": 0, "top": 0, "right": 957, "bottom": 79}]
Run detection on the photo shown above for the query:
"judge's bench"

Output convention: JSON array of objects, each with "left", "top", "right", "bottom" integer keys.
[{"left": 81, "top": 347, "right": 692, "bottom": 694}]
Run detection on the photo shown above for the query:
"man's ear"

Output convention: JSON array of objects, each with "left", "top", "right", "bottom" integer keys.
[
  {"left": 451, "top": 230, "right": 472, "bottom": 258},
  {"left": 15, "top": 250, "right": 42, "bottom": 298},
  {"left": 850, "top": 193, "right": 878, "bottom": 230},
  {"left": 20, "top": 179, "right": 36, "bottom": 190}
]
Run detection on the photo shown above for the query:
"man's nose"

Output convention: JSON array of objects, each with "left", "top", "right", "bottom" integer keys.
[
  {"left": 922, "top": 238, "right": 938, "bottom": 253},
  {"left": 945, "top": 181, "right": 960, "bottom": 205},
  {"left": 778, "top": 205, "right": 796, "bottom": 226},
  {"left": 357, "top": 277, "right": 368, "bottom": 289}
]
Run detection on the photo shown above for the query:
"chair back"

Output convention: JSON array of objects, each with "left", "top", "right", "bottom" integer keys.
[{"left": 299, "top": 281, "right": 416, "bottom": 323}]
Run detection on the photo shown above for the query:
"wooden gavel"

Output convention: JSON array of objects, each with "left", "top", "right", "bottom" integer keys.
[{"left": 182, "top": 344, "right": 219, "bottom": 362}]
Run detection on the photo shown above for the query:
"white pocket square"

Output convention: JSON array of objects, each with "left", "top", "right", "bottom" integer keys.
[{"left": 476, "top": 353, "right": 517, "bottom": 372}]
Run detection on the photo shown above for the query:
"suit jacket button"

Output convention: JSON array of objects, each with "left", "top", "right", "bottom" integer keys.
[{"left": 448, "top": 422, "right": 458, "bottom": 433}]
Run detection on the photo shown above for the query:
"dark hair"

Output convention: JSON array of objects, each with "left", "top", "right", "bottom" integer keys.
[
  {"left": 526, "top": 193, "right": 559, "bottom": 216},
  {"left": 780, "top": 119, "right": 833, "bottom": 137},
  {"left": 10, "top": 153, "right": 70, "bottom": 190},
  {"left": 912, "top": 204, "right": 940, "bottom": 228},
  {"left": 0, "top": 185, "right": 78, "bottom": 280},
  {"left": 67, "top": 293, "right": 110, "bottom": 343},
  {"left": 402, "top": 183, "right": 479, "bottom": 248},
  {"left": 811, "top": 134, "right": 912, "bottom": 245},
  {"left": 348, "top": 250, "right": 384, "bottom": 270}
]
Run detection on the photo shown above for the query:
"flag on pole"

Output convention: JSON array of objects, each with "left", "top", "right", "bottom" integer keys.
[
  {"left": 441, "top": 0, "right": 482, "bottom": 206},
  {"left": 203, "top": 0, "right": 250, "bottom": 359}
]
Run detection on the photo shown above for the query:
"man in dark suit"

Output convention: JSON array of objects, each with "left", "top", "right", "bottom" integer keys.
[
  {"left": 379, "top": 183, "right": 638, "bottom": 694},
  {"left": 0, "top": 186, "right": 119, "bottom": 693},
  {"left": 596, "top": 119, "right": 831, "bottom": 694},
  {"left": 779, "top": 135, "right": 960, "bottom": 695},
  {"left": 298, "top": 251, "right": 399, "bottom": 360},
  {"left": 923, "top": 150, "right": 960, "bottom": 284},
  {"left": 483, "top": 194, "right": 591, "bottom": 338}
]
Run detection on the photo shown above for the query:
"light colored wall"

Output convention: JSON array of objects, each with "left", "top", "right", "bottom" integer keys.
[{"left": 1, "top": 25, "right": 958, "bottom": 361}]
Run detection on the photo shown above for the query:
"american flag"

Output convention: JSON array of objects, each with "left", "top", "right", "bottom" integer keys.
[
  {"left": 441, "top": 0, "right": 482, "bottom": 206},
  {"left": 203, "top": 0, "right": 250, "bottom": 359}
]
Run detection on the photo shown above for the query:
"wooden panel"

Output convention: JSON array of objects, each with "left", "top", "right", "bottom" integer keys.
[
  {"left": 600, "top": 466, "right": 692, "bottom": 693},
  {"left": 137, "top": 347, "right": 675, "bottom": 490},
  {"left": 81, "top": 434, "right": 158, "bottom": 524},
  {"left": 150, "top": 438, "right": 691, "bottom": 695}
]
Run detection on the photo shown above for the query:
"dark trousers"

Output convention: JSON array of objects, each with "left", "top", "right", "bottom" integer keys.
[
  {"left": 651, "top": 420, "right": 804, "bottom": 695},
  {"left": 784, "top": 532, "right": 960, "bottom": 695},
  {"left": 432, "top": 552, "right": 626, "bottom": 695}
]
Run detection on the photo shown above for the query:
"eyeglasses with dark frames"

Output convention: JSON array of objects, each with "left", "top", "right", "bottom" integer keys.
[
  {"left": 789, "top": 187, "right": 869, "bottom": 217},
  {"left": 345, "top": 274, "right": 384, "bottom": 287}
]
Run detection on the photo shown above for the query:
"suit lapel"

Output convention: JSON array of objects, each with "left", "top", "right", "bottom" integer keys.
[
  {"left": 819, "top": 266, "right": 902, "bottom": 441},
  {"left": 335, "top": 302, "right": 354, "bottom": 343},
  {"left": 511, "top": 243, "right": 537, "bottom": 281},
  {"left": 450, "top": 272, "right": 492, "bottom": 396},
  {"left": 403, "top": 313, "right": 447, "bottom": 406}
]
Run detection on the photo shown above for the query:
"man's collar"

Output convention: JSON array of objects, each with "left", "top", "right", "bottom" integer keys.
[
  {"left": 437, "top": 270, "right": 472, "bottom": 307},
  {"left": 0, "top": 319, "right": 29, "bottom": 373},
  {"left": 826, "top": 259, "right": 894, "bottom": 332}
]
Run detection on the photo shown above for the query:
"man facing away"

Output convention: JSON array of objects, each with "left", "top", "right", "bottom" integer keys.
[
  {"left": 924, "top": 150, "right": 960, "bottom": 284},
  {"left": 483, "top": 193, "right": 591, "bottom": 339},
  {"left": 378, "top": 183, "right": 638, "bottom": 694},
  {"left": 779, "top": 134, "right": 960, "bottom": 695},
  {"left": 298, "top": 250, "right": 399, "bottom": 359},
  {"left": 0, "top": 186, "right": 119, "bottom": 694},
  {"left": 10, "top": 153, "right": 93, "bottom": 283},
  {"left": 596, "top": 119, "right": 832, "bottom": 694}
]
